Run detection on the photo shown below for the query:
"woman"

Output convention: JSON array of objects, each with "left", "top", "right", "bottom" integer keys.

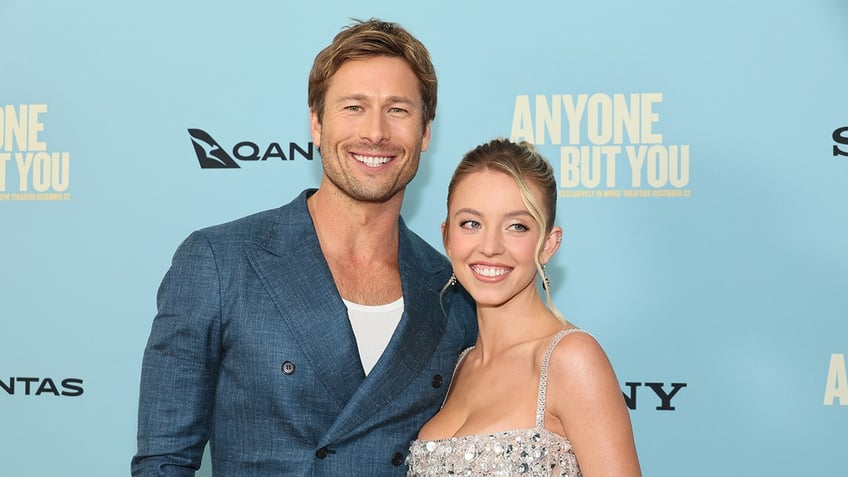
[{"left": 407, "top": 138, "right": 641, "bottom": 476}]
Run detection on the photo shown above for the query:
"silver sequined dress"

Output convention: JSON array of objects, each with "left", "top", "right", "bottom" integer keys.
[{"left": 407, "top": 329, "right": 585, "bottom": 476}]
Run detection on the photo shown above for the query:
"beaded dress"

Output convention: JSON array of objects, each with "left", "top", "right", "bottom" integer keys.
[{"left": 407, "top": 328, "right": 584, "bottom": 476}]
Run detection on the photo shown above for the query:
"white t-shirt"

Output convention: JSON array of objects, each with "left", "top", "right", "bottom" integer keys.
[{"left": 343, "top": 297, "right": 404, "bottom": 375}]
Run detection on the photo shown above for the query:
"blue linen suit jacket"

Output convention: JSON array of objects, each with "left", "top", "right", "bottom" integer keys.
[{"left": 132, "top": 189, "right": 477, "bottom": 476}]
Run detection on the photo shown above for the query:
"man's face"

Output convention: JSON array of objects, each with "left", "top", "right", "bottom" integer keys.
[{"left": 310, "top": 56, "right": 431, "bottom": 204}]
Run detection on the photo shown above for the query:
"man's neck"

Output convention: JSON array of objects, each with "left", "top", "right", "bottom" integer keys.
[{"left": 307, "top": 186, "right": 403, "bottom": 264}]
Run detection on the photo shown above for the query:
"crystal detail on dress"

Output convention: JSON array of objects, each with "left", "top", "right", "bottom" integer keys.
[
  {"left": 407, "top": 329, "right": 586, "bottom": 477},
  {"left": 407, "top": 426, "right": 580, "bottom": 476}
]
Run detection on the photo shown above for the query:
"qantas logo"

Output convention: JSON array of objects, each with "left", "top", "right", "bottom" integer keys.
[
  {"left": 188, "top": 129, "right": 240, "bottom": 168},
  {"left": 1, "top": 376, "right": 84, "bottom": 397},
  {"left": 188, "top": 128, "right": 315, "bottom": 169}
]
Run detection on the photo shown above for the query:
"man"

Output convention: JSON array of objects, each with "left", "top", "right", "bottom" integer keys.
[{"left": 132, "top": 19, "right": 476, "bottom": 476}]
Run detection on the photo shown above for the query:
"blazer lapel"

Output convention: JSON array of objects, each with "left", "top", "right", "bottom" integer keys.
[
  {"left": 245, "top": 192, "right": 365, "bottom": 409},
  {"left": 321, "top": 221, "right": 450, "bottom": 442}
]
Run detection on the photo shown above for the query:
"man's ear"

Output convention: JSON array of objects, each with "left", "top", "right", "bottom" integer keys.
[
  {"left": 420, "top": 120, "right": 432, "bottom": 152},
  {"left": 309, "top": 108, "right": 322, "bottom": 145}
]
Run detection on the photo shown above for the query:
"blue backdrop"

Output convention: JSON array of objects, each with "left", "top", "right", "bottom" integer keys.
[{"left": 2, "top": 1, "right": 846, "bottom": 475}]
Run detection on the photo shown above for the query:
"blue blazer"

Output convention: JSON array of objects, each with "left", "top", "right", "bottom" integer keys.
[{"left": 132, "top": 189, "right": 477, "bottom": 476}]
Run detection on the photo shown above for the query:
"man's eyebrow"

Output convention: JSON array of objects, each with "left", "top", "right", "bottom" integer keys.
[{"left": 332, "top": 94, "right": 417, "bottom": 105}]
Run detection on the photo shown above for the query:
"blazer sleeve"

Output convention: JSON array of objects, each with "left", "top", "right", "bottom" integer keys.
[{"left": 132, "top": 231, "right": 224, "bottom": 476}]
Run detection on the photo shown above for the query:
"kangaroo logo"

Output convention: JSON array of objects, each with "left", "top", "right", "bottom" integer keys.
[{"left": 188, "top": 128, "right": 240, "bottom": 169}]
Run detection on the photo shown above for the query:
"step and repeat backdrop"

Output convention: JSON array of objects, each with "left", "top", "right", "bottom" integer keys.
[{"left": 2, "top": 1, "right": 846, "bottom": 475}]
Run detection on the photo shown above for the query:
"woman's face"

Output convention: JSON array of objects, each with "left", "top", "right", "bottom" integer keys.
[{"left": 444, "top": 169, "right": 558, "bottom": 310}]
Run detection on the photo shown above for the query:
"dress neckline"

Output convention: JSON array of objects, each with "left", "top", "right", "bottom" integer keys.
[{"left": 419, "top": 327, "right": 588, "bottom": 442}]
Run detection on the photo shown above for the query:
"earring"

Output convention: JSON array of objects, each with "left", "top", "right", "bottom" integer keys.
[
  {"left": 541, "top": 264, "right": 551, "bottom": 291},
  {"left": 448, "top": 273, "right": 457, "bottom": 287}
]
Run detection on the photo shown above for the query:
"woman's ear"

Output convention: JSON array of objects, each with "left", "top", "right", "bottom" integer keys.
[
  {"left": 441, "top": 222, "right": 450, "bottom": 257},
  {"left": 540, "top": 226, "right": 563, "bottom": 263}
]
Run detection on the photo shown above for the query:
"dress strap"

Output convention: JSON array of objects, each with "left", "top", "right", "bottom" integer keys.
[
  {"left": 535, "top": 328, "right": 589, "bottom": 428},
  {"left": 440, "top": 346, "right": 474, "bottom": 408}
]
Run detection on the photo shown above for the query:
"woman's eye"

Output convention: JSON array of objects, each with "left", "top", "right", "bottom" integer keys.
[
  {"left": 509, "top": 223, "right": 530, "bottom": 232},
  {"left": 459, "top": 220, "right": 481, "bottom": 230}
]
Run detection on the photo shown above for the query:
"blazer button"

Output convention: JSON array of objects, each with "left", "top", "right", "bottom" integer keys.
[
  {"left": 391, "top": 452, "right": 404, "bottom": 466},
  {"left": 281, "top": 361, "right": 296, "bottom": 375},
  {"left": 315, "top": 447, "right": 329, "bottom": 459},
  {"left": 431, "top": 374, "right": 443, "bottom": 388}
]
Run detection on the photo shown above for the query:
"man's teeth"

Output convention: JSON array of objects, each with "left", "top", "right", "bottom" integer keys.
[
  {"left": 471, "top": 266, "right": 510, "bottom": 277},
  {"left": 354, "top": 154, "right": 391, "bottom": 167}
]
